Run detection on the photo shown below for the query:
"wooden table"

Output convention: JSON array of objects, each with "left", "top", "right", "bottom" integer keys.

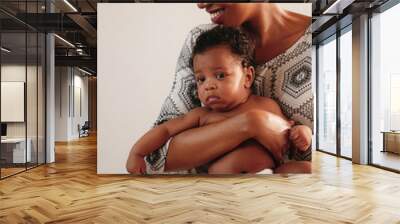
[{"left": 381, "top": 131, "right": 400, "bottom": 154}]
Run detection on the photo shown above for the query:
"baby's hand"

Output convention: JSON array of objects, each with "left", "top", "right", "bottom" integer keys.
[
  {"left": 129, "top": 154, "right": 147, "bottom": 175},
  {"left": 289, "top": 125, "right": 312, "bottom": 152}
]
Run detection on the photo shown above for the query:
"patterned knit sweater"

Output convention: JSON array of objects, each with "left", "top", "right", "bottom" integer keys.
[{"left": 146, "top": 24, "right": 313, "bottom": 173}]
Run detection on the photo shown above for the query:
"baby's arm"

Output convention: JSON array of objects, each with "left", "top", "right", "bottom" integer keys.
[
  {"left": 126, "top": 108, "right": 206, "bottom": 174},
  {"left": 289, "top": 125, "right": 312, "bottom": 152}
]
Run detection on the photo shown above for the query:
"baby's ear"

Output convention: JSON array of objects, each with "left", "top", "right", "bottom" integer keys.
[{"left": 244, "top": 66, "right": 255, "bottom": 89}]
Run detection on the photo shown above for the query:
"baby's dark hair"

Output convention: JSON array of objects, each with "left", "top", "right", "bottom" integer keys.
[{"left": 191, "top": 26, "right": 255, "bottom": 69}]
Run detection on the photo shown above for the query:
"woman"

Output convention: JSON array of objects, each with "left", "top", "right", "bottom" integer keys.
[{"left": 139, "top": 3, "right": 313, "bottom": 174}]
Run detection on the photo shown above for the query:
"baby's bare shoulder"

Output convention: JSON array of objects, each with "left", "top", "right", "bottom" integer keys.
[
  {"left": 250, "top": 95, "right": 277, "bottom": 107},
  {"left": 245, "top": 95, "right": 283, "bottom": 116}
]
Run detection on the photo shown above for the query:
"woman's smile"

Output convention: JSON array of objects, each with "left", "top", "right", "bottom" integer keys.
[{"left": 208, "top": 8, "right": 225, "bottom": 24}]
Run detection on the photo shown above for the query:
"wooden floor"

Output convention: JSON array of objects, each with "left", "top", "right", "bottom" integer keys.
[
  {"left": 372, "top": 150, "right": 400, "bottom": 171},
  {"left": 1, "top": 167, "right": 26, "bottom": 178},
  {"left": 1, "top": 163, "right": 44, "bottom": 178},
  {"left": 1, "top": 135, "right": 400, "bottom": 223}
]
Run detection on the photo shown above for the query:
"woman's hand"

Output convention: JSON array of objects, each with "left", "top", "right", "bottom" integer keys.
[
  {"left": 245, "top": 110, "right": 293, "bottom": 162},
  {"left": 126, "top": 153, "right": 146, "bottom": 174},
  {"left": 289, "top": 125, "right": 312, "bottom": 152}
]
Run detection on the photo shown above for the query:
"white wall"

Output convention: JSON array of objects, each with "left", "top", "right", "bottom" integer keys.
[
  {"left": 1, "top": 65, "right": 27, "bottom": 142},
  {"left": 55, "top": 67, "right": 70, "bottom": 141},
  {"left": 98, "top": 3, "right": 312, "bottom": 174},
  {"left": 72, "top": 73, "right": 89, "bottom": 138},
  {"left": 55, "top": 67, "right": 89, "bottom": 141}
]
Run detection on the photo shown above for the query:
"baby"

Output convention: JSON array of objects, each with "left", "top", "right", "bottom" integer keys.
[{"left": 126, "top": 26, "right": 311, "bottom": 174}]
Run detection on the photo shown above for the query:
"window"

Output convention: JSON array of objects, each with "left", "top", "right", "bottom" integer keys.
[
  {"left": 339, "top": 28, "right": 352, "bottom": 158},
  {"left": 371, "top": 2, "right": 400, "bottom": 171},
  {"left": 317, "top": 36, "right": 337, "bottom": 154}
]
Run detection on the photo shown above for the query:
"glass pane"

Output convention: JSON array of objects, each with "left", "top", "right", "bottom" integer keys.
[
  {"left": 0, "top": 1, "right": 46, "bottom": 178},
  {"left": 38, "top": 33, "right": 45, "bottom": 165},
  {"left": 318, "top": 37, "right": 337, "bottom": 154},
  {"left": 1, "top": 31, "right": 27, "bottom": 177},
  {"left": 340, "top": 29, "right": 352, "bottom": 158},
  {"left": 27, "top": 31, "right": 38, "bottom": 169},
  {"left": 371, "top": 3, "right": 400, "bottom": 171}
]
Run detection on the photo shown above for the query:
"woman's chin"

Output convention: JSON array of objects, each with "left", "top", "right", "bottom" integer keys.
[{"left": 212, "top": 21, "right": 224, "bottom": 26}]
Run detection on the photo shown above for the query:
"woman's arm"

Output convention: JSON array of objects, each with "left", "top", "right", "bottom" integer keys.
[{"left": 164, "top": 110, "right": 293, "bottom": 171}]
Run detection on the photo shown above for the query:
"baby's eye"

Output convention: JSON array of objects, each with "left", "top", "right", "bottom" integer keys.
[
  {"left": 196, "top": 76, "right": 205, "bottom": 84},
  {"left": 216, "top": 72, "right": 225, "bottom": 80}
]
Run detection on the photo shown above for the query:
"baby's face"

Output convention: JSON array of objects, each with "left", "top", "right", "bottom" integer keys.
[{"left": 193, "top": 45, "right": 253, "bottom": 112}]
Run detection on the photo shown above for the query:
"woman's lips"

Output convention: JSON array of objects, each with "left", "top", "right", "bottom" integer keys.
[
  {"left": 209, "top": 8, "right": 224, "bottom": 24},
  {"left": 206, "top": 96, "right": 221, "bottom": 104}
]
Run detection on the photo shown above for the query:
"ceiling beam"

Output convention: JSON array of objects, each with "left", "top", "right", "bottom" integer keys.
[
  {"left": 67, "top": 13, "right": 97, "bottom": 40},
  {"left": 55, "top": 55, "right": 96, "bottom": 69},
  {"left": 322, "top": 0, "right": 356, "bottom": 14}
]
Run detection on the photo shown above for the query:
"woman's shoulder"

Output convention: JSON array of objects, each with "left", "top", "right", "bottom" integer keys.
[
  {"left": 285, "top": 10, "right": 312, "bottom": 38},
  {"left": 257, "top": 24, "right": 311, "bottom": 70},
  {"left": 302, "top": 24, "right": 312, "bottom": 39}
]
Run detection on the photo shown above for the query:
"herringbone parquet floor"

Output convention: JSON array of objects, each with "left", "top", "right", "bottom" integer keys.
[{"left": 1, "top": 134, "right": 400, "bottom": 223}]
